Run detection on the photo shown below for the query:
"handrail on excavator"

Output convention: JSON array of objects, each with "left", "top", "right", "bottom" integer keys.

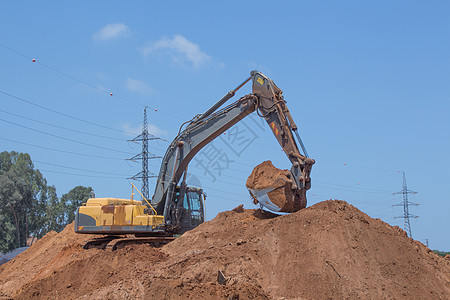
[{"left": 130, "top": 182, "right": 157, "bottom": 215}]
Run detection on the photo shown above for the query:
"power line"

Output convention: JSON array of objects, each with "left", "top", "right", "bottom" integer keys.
[
  {"left": 37, "top": 63, "right": 146, "bottom": 107},
  {"left": 34, "top": 160, "right": 128, "bottom": 177},
  {"left": 0, "top": 89, "right": 136, "bottom": 136},
  {"left": 207, "top": 193, "right": 254, "bottom": 205},
  {"left": 254, "top": 139, "right": 399, "bottom": 173},
  {"left": 148, "top": 153, "right": 398, "bottom": 194},
  {"left": 309, "top": 191, "right": 392, "bottom": 205},
  {"left": 154, "top": 177, "right": 251, "bottom": 199},
  {"left": 316, "top": 156, "right": 399, "bottom": 173},
  {"left": 0, "top": 108, "right": 126, "bottom": 141},
  {"left": 38, "top": 168, "right": 124, "bottom": 179},
  {"left": 314, "top": 180, "right": 394, "bottom": 193},
  {"left": 0, "top": 118, "right": 133, "bottom": 155},
  {"left": 0, "top": 136, "right": 251, "bottom": 188},
  {"left": 0, "top": 42, "right": 32, "bottom": 60},
  {"left": 0, "top": 137, "right": 125, "bottom": 160},
  {"left": 0, "top": 41, "right": 180, "bottom": 119},
  {"left": 0, "top": 41, "right": 146, "bottom": 107},
  {"left": 313, "top": 184, "right": 392, "bottom": 194}
]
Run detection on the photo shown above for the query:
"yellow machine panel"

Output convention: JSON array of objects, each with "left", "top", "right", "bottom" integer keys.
[{"left": 75, "top": 198, "right": 165, "bottom": 234}]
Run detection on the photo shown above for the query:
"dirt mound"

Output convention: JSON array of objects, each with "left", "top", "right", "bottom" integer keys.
[
  {"left": 246, "top": 160, "right": 305, "bottom": 212},
  {"left": 1, "top": 200, "right": 449, "bottom": 299},
  {"left": 14, "top": 244, "right": 170, "bottom": 300},
  {"left": 163, "top": 200, "right": 450, "bottom": 299},
  {"left": 11, "top": 240, "right": 266, "bottom": 300},
  {"left": 0, "top": 223, "right": 99, "bottom": 299},
  {"left": 0, "top": 223, "right": 266, "bottom": 299}
]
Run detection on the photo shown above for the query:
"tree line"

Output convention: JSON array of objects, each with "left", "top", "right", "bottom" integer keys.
[
  {"left": 433, "top": 250, "right": 450, "bottom": 258},
  {"left": 0, "top": 151, "right": 92, "bottom": 253}
]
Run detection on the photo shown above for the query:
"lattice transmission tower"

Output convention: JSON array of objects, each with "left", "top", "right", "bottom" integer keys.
[
  {"left": 393, "top": 171, "right": 418, "bottom": 238},
  {"left": 128, "top": 107, "right": 161, "bottom": 200}
]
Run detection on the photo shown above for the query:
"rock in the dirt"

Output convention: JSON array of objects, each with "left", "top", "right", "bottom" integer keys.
[{"left": 232, "top": 204, "right": 245, "bottom": 213}]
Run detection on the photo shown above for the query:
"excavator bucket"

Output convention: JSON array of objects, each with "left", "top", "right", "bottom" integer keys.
[
  {"left": 248, "top": 187, "right": 282, "bottom": 212},
  {"left": 246, "top": 161, "right": 307, "bottom": 213}
]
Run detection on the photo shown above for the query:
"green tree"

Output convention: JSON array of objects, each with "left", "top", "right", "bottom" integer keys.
[
  {"left": 43, "top": 185, "right": 67, "bottom": 233},
  {"left": 433, "top": 250, "right": 450, "bottom": 257},
  {"left": 0, "top": 151, "right": 50, "bottom": 252},
  {"left": 0, "top": 151, "right": 94, "bottom": 252},
  {"left": 61, "top": 186, "right": 93, "bottom": 224}
]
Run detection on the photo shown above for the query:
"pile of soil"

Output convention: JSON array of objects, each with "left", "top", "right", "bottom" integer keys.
[
  {"left": 246, "top": 160, "right": 305, "bottom": 212},
  {"left": 1, "top": 200, "right": 449, "bottom": 299},
  {"left": 0, "top": 221, "right": 266, "bottom": 299},
  {"left": 0, "top": 224, "right": 100, "bottom": 299}
]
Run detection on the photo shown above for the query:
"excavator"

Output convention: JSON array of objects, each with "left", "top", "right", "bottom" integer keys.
[{"left": 75, "top": 71, "right": 315, "bottom": 250}]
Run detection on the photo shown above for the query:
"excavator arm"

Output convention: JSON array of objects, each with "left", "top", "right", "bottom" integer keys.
[
  {"left": 152, "top": 71, "right": 314, "bottom": 228},
  {"left": 249, "top": 72, "right": 315, "bottom": 211}
]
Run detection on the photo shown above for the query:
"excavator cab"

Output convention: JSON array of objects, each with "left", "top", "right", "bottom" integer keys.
[{"left": 175, "top": 186, "right": 206, "bottom": 233}]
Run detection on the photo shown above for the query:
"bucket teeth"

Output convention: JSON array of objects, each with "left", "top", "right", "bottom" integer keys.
[{"left": 248, "top": 188, "right": 282, "bottom": 212}]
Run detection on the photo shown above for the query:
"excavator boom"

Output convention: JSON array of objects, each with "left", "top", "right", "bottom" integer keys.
[{"left": 153, "top": 71, "right": 314, "bottom": 228}]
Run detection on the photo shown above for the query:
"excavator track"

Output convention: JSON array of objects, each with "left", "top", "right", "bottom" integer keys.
[
  {"left": 105, "top": 236, "right": 175, "bottom": 251},
  {"left": 82, "top": 236, "right": 121, "bottom": 250},
  {"left": 82, "top": 236, "right": 175, "bottom": 251}
]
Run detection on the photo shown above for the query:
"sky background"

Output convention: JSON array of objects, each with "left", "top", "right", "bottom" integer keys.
[{"left": 1, "top": 1, "right": 448, "bottom": 250}]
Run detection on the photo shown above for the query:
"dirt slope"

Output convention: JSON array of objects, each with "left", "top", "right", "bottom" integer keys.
[
  {"left": 163, "top": 201, "right": 450, "bottom": 299},
  {"left": 0, "top": 224, "right": 100, "bottom": 299},
  {"left": 1, "top": 200, "right": 449, "bottom": 299}
]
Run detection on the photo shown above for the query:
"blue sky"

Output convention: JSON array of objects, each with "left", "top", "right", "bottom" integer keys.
[{"left": 1, "top": 1, "right": 448, "bottom": 249}]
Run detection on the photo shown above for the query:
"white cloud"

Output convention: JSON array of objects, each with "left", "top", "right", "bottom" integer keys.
[
  {"left": 148, "top": 124, "right": 167, "bottom": 137},
  {"left": 141, "top": 35, "right": 212, "bottom": 68},
  {"left": 93, "top": 23, "right": 130, "bottom": 41},
  {"left": 125, "top": 78, "right": 153, "bottom": 94},
  {"left": 121, "top": 122, "right": 167, "bottom": 137}
]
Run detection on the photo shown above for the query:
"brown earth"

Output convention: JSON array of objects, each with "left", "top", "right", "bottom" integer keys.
[
  {"left": 1, "top": 200, "right": 449, "bottom": 299},
  {"left": 246, "top": 160, "right": 305, "bottom": 212}
]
